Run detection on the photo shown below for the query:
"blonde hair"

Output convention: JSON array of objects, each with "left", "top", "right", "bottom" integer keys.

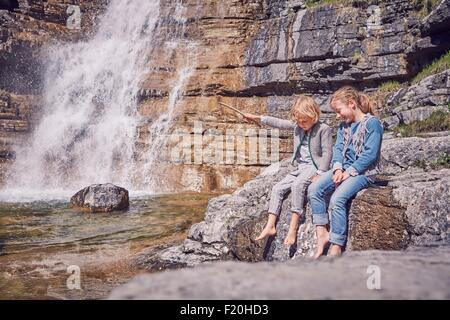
[
  {"left": 290, "top": 95, "right": 321, "bottom": 123},
  {"left": 331, "top": 86, "right": 375, "bottom": 115}
]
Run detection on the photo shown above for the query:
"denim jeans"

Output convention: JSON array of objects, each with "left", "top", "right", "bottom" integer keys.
[{"left": 307, "top": 169, "right": 371, "bottom": 246}]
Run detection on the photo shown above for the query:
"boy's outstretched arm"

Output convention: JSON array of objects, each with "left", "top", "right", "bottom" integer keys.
[
  {"left": 260, "top": 115, "right": 296, "bottom": 130},
  {"left": 346, "top": 118, "right": 383, "bottom": 176}
]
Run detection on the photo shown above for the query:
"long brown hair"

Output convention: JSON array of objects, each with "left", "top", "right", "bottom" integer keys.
[
  {"left": 331, "top": 86, "right": 375, "bottom": 115},
  {"left": 358, "top": 92, "right": 375, "bottom": 115}
]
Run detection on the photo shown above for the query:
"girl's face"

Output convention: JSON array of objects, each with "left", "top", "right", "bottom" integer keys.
[
  {"left": 294, "top": 114, "right": 316, "bottom": 131},
  {"left": 331, "top": 99, "right": 356, "bottom": 123}
]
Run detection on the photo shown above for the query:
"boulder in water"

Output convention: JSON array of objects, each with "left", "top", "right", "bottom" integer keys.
[{"left": 70, "top": 183, "right": 129, "bottom": 213}]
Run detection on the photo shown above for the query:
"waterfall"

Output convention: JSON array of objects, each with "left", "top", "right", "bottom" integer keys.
[
  {"left": 141, "top": 2, "right": 200, "bottom": 192},
  {"left": 0, "top": 0, "right": 199, "bottom": 201}
]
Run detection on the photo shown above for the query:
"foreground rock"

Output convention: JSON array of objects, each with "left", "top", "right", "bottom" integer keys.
[
  {"left": 134, "top": 134, "right": 450, "bottom": 269},
  {"left": 111, "top": 245, "right": 450, "bottom": 300},
  {"left": 70, "top": 183, "right": 129, "bottom": 213}
]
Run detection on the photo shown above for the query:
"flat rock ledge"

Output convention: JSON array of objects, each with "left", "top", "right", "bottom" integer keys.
[{"left": 111, "top": 245, "right": 450, "bottom": 300}]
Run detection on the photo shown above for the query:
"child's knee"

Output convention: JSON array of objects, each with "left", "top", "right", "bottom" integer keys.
[
  {"left": 307, "top": 181, "right": 323, "bottom": 199},
  {"left": 329, "top": 193, "right": 348, "bottom": 211},
  {"left": 271, "top": 183, "right": 286, "bottom": 197},
  {"left": 292, "top": 181, "right": 307, "bottom": 194}
]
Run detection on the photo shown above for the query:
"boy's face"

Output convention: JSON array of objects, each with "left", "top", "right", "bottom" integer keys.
[
  {"left": 294, "top": 115, "right": 316, "bottom": 131},
  {"left": 331, "top": 99, "right": 355, "bottom": 123}
]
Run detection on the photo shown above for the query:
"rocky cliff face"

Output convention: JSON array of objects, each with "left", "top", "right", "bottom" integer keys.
[
  {"left": 142, "top": 0, "right": 450, "bottom": 192},
  {"left": 1, "top": 0, "right": 449, "bottom": 193}
]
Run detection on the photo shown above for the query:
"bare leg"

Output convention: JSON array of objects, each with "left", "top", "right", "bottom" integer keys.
[
  {"left": 313, "top": 225, "right": 329, "bottom": 260},
  {"left": 255, "top": 213, "right": 277, "bottom": 241},
  {"left": 284, "top": 212, "right": 301, "bottom": 246},
  {"left": 328, "top": 244, "right": 343, "bottom": 257}
]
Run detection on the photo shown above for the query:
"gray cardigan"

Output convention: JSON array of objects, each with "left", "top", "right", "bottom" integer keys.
[{"left": 261, "top": 115, "right": 333, "bottom": 172}]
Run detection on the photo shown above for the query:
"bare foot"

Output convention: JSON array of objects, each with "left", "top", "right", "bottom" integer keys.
[
  {"left": 328, "top": 244, "right": 343, "bottom": 257},
  {"left": 284, "top": 212, "right": 301, "bottom": 247},
  {"left": 313, "top": 225, "right": 329, "bottom": 260},
  {"left": 255, "top": 225, "right": 276, "bottom": 241},
  {"left": 283, "top": 231, "right": 297, "bottom": 247}
]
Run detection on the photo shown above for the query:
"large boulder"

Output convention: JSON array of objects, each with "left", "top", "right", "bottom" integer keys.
[
  {"left": 389, "top": 169, "right": 450, "bottom": 245},
  {"left": 347, "top": 187, "right": 409, "bottom": 251},
  {"left": 379, "top": 134, "right": 450, "bottom": 174},
  {"left": 70, "top": 183, "right": 129, "bottom": 213},
  {"left": 135, "top": 134, "right": 450, "bottom": 270}
]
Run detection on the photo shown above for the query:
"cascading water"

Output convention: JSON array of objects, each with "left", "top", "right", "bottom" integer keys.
[
  {"left": 141, "top": 2, "right": 200, "bottom": 192},
  {"left": 0, "top": 0, "right": 199, "bottom": 201}
]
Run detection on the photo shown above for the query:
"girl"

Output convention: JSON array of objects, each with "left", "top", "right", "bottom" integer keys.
[
  {"left": 244, "top": 95, "right": 333, "bottom": 246},
  {"left": 308, "top": 86, "right": 383, "bottom": 259}
]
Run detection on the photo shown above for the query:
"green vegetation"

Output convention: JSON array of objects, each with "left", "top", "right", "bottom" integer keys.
[
  {"left": 378, "top": 80, "right": 403, "bottom": 93},
  {"left": 394, "top": 110, "right": 450, "bottom": 137},
  {"left": 412, "top": 50, "right": 450, "bottom": 84},
  {"left": 352, "top": 48, "right": 362, "bottom": 62}
]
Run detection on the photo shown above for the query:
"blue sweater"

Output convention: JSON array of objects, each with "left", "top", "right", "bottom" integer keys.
[{"left": 332, "top": 117, "right": 383, "bottom": 176}]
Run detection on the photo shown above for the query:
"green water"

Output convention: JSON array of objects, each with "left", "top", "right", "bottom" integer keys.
[{"left": 0, "top": 193, "right": 214, "bottom": 299}]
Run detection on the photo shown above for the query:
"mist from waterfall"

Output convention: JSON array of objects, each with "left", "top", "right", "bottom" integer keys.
[{"left": 0, "top": 0, "right": 198, "bottom": 201}]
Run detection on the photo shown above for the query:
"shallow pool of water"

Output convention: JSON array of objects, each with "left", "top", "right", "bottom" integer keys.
[{"left": 0, "top": 192, "right": 215, "bottom": 299}]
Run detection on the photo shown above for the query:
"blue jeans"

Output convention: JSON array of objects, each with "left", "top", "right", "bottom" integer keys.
[{"left": 307, "top": 169, "right": 371, "bottom": 246}]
